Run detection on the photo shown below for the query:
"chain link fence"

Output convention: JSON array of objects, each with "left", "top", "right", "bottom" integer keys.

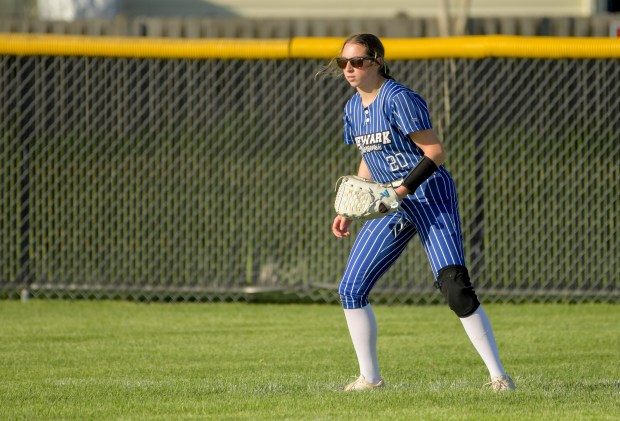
[{"left": 1, "top": 47, "right": 618, "bottom": 303}]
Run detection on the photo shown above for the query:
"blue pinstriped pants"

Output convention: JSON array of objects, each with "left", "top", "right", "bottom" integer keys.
[{"left": 338, "top": 196, "right": 467, "bottom": 309}]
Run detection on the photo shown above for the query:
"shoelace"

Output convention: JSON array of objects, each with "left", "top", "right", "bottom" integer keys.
[{"left": 483, "top": 377, "right": 511, "bottom": 391}]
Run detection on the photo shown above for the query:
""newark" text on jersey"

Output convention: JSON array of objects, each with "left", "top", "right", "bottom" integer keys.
[{"left": 355, "top": 130, "right": 392, "bottom": 153}]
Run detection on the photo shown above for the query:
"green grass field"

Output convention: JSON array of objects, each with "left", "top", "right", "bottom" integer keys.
[{"left": 0, "top": 301, "right": 618, "bottom": 420}]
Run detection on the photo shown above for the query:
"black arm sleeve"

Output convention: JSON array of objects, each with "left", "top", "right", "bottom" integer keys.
[{"left": 402, "top": 156, "right": 438, "bottom": 193}]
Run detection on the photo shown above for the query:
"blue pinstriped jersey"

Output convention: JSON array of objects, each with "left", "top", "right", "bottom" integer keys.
[
  {"left": 343, "top": 78, "right": 454, "bottom": 203},
  {"left": 338, "top": 80, "right": 466, "bottom": 307}
]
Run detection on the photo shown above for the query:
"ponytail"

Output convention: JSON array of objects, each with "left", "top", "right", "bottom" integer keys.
[{"left": 379, "top": 61, "right": 394, "bottom": 80}]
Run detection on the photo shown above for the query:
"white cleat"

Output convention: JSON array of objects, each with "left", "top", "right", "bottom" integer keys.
[
  {"left": 343, "top": 374, "right": 385, "bottom": 391},
  {"left": 486, "top": 374, "right": 516, "bottom": 392}
]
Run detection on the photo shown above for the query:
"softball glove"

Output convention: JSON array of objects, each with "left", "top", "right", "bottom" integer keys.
[{"left": 334, "top": 175, "right": 401, "bottom": 221}]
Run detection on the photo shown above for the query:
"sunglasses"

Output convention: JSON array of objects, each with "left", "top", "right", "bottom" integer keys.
[{"left": 336, "top": 56, "right": 376, "bottom": 69}]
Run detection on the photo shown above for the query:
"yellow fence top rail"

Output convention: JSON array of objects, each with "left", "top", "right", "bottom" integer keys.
[
  {"left": 292, "top": 36, "right": 620, "bottom": 59},
  {"left": 0, "top": 33, "right": 290, "bottom": 59},
  {"left": 0, "top": 33, "right": 619, "bottom": 59}
]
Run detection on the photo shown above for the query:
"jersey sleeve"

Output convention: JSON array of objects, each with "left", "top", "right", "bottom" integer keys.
[
  {"left": 343, "top": 113, "right": 355, "bottom": 145},
  {"left": 391, "top": 91, "right": 433, "bottom": 135}
]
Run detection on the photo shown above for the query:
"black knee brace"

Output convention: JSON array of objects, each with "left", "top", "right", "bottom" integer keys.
[{"left": 435, "top": 265, "right": 480, "bottom": 318}]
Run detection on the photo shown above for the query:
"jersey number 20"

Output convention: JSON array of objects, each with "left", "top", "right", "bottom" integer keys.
[{"left": 386, "top": 153, "right": 408, "bottom": 172}]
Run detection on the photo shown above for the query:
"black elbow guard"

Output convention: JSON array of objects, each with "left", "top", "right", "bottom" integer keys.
[{"left": 402, "top": 156, "right": 438, "bottom": 193}]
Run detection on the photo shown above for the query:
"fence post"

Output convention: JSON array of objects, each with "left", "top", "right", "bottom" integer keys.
[{"left": 17, "top": 56, "right": 34, "bottom": 301}]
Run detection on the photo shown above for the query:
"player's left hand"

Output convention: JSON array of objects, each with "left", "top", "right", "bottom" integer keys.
[
  {"left": 332, "top": 215, "right": 352, "bottom": 238},
  {"left": 333, "top": 175, "right": 401, "bottom": 221}
]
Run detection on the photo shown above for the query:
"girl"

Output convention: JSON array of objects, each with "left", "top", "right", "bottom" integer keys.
[{"left": 329, "top": 34, "right": 515, "bottom": 392}]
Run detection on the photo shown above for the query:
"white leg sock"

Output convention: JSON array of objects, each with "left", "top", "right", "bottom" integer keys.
[
  {"left": 459, "top": 305, "right": 506, "bottom": 378},
  {"left": 343, "top": 305, "right": 381, "bottom": 384}
]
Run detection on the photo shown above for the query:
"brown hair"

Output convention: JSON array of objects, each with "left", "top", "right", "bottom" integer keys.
[
  {"left": 314, "top": 33, "right": 394, "bottom": 80},
  {"left": 342, "top": 33, "right": 394, "bottom": 80}
]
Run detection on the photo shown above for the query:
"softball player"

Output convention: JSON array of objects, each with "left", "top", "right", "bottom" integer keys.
[{"left": 330, "top": 34, "right": 515, "bottom": 392}]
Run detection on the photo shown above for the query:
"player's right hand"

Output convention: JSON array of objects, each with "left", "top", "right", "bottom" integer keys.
[{"left": 332, "top": 215, "right": 352, "bottom": 238}]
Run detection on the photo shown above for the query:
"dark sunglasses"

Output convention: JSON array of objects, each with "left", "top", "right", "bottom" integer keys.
[{"left": 336, "top": 56, "right": 376, "bottom": 69}]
